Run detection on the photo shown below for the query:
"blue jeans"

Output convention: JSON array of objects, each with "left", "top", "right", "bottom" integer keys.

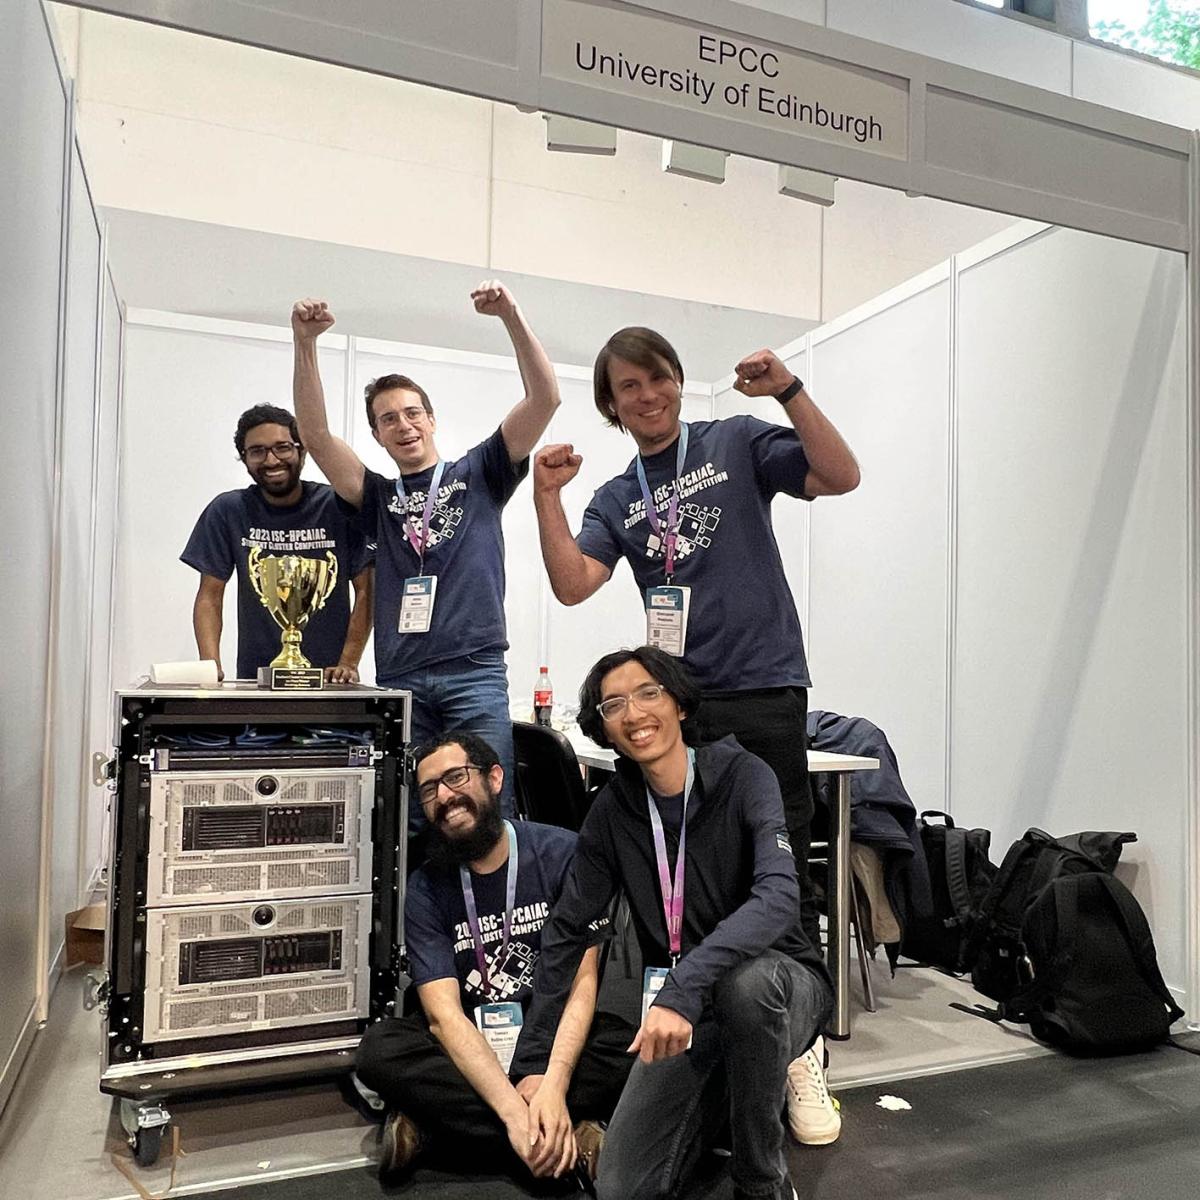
[
  {"left": 596, "top": 952, "right": 833, "bottom": 1200},
  {"left": 380, "top": 648, "right": 516, "bottom": 835}
]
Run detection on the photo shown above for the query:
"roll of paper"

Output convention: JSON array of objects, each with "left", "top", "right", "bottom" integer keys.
[{"left": 150, "top": 659, "right": 220, "bottom": 687}]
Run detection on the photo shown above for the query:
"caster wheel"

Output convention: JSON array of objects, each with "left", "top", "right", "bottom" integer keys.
[{"left": 132, "top": 1123, "right": 164, "bottom": 1167}]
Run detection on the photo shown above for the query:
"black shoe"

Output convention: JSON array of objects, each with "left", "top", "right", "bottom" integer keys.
[{"left": 378, "top": 1109, "right": 424, "bottom": 1185}]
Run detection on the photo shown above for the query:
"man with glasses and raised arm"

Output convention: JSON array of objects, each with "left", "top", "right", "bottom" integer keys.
[
  {"left": 289, "top": 283, "right": 560, "bottom": 832},
  {"left": 356, "top": 732, "right": 633, "bottom": 1189},
  {"left": 512, "top": 646, "right": 837, "bottom": 1200},
  {"left": 182, "top": 403, "right": 373, "bottom": 682}
]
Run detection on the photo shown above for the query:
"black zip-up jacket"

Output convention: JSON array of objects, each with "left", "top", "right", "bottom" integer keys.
[{"left": 511, "top": 736, "right": 831, "bottom": 1077}]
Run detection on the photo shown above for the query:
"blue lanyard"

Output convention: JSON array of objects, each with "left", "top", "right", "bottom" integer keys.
[
  {"left": 394, "top": 460, "right": 446, "bottom": 573},
  {"left": 646, "top": 749, "right": 696, "bottom": 966},
  {"left": 459, "top": 820, "right": 519, "bottom": 1001},
  {"left": 635, "top": 424, "right": 689, "bottom": 581}
]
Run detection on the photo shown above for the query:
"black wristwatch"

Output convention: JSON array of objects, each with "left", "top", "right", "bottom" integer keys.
[{"left": 775, "top": 377, "right": 804, "bottom": 405}]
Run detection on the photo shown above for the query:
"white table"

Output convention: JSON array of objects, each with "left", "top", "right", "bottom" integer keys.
[{"left": 561, "top": 728, "right": 878, "bottom": 1038}]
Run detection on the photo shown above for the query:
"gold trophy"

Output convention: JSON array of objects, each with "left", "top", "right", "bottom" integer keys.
[{"left": 247, "top": 548, "right": 339, "bottom": 689}]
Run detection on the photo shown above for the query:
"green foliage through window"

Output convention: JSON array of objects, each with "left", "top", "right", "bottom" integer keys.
[{"left": 1092, "top": 2, "right": 1200, "bottom": 69}]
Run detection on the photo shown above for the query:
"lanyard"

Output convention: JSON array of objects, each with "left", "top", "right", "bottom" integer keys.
[
  {"left": 394, "top": 460, "right": 446, "bottom": 572},
  {"left": 459, "top": 820, "right": 519, "bottom": 1001},
  {"left": 646, "top": 748, "right": 696, "bottom": 966},
  {"left": 635, "top": 423, "right": 689, "bottom": 581}
]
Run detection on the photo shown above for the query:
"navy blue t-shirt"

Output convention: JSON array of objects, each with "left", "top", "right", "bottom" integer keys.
[
  {"left": 358, "top": 428, "right": 527, "bottom": 682},
  {"left": 405, "top": 821, "right": 594, "bottom": 1013},
  {"left": 181, "top": 481, "right": 371, "bottom": 679},
  {"left": 576, "top": 416, "right": 812, "bottom": 692}
]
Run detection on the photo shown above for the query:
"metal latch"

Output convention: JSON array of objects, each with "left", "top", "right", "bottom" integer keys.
[
  {"left": 83, "top": 971, "right": 110, "bottom": 1013},
  {"left": 92, "top": 752, "right": 115, "bottom": 788}
]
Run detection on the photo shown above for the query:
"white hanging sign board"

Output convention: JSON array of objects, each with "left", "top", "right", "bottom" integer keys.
[{"left": 541, "top": 0, "right": 909, "bottom": 160}]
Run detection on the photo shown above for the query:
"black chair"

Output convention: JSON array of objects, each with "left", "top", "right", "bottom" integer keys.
[{"left": 511, "top": 721, "right": 592, "bottom": 832}]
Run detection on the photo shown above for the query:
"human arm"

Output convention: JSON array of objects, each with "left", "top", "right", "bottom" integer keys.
[
  {"left": 418, "top": 979, "right": 544, "bottom": 1171},
  {"left": 291, "top": 299, "right": 367, "bottom": 507},
  {"left": 511, "top": 811, "right": 619, "bottom": 1077},
  {"left": 192, "top": 574, "right": 226, "bottom": 680},
  {"left": 532, "top": 444, "right": 612, "bottom": 605},
  {"left": 734, "top": 348, "right": 860, "bottom": 496},
  {"left": 326, "top": 565, "right": 372, "bottom": 683},
  {"left": 516, "top": 945, "right": 603, "bottom": 1176},
  {"left": 653, "top": 756, "right": 800, "bottom": 1025},
  {"left": 471, "top": 281, "right": 561, "bottom": 463}
]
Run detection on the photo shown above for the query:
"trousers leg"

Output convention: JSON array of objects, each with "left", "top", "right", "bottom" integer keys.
[
  {"left": 711, "top": 951, "right": 833, "bottom": 1197},
  {"left": 595, "top": 1019, "right": 727, "bottom": 1200},
  {"left": 695, "top": 688, "right": 819, "bottom": 947},
  {"left": 355, "top": 1014, "right": 511, "bottom": 1160}
]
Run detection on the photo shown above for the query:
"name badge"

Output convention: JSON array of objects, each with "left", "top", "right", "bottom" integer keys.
[
  {"left": 645, "top": 586, "right": 691, "bottom": 657},
  {"left": 473, "top": 1001, "right": 524, "bottom": 1074},
  {"left": 399, "top": 575, "right": 437, "bottom": 634},
  {"left": 641, "top": 966, "right": 669, "bottom": 1024}
]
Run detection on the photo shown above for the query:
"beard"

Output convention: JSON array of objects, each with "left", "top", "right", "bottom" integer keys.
[
  {"left": 426, "top": 787, "right": 506, "bottom": 867},
  {"left": 251, "top": 460, "right": 303, "bottom": 496}
]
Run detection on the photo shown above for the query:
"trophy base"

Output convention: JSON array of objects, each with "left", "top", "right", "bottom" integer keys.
[{"left": 257, "top": 666, "right": 324, "bottom": 691}]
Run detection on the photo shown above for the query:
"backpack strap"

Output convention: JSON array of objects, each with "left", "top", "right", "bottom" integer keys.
[
  {"left": 1092, "top": 874, "right": 1185, "bottom": 1024},
  {"left": 962, "top": 836, "right": 1042, "bottom": 963},
  {"left": 942, "top": 826, "right": 974, "bottom": 926},
  {"left": 920, "top": 810, "right": 955, "bottom": 828}
]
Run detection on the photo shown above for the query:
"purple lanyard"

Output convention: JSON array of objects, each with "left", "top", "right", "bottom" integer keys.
[
  {"left": 394, "top": 460, "right": 446, "bottom": 573},
  {"left": 635, "top": 424, "right": 689, "bottom": 580},
  {"left": 646, "top": 749, "right": 696, "bottom": 966},
  {"left": 459, "top": 820, "right": 518, "bottom": 1001}
]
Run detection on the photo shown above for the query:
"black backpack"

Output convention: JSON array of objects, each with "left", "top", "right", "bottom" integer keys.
[
  {"left": 959, "top": 828, "right": 1183, "bottom": 1054},
  {"left": 900, "top": 811, "right": 996, "bottom": 973}
]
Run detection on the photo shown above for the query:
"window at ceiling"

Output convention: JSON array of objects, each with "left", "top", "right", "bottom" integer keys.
[
  {"left": 968, "top": 2, "right": 1058, "bottom": 21},
  {"left": 1089, "top": 1, "right": 1200, "bottom": 69}
]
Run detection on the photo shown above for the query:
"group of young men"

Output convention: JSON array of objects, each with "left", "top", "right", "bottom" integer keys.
[{"left": 181, "top": 282, "right": 860, "bottom": 1197}]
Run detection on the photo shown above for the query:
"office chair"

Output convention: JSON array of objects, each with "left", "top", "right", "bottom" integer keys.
[{"left": 511, "top": 721, "right": 592, "bottom": 832}]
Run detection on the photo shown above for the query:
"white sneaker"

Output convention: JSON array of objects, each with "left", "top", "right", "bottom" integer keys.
[{"left": 786, "top": 1036, "right": 842, "bottom": 1145}]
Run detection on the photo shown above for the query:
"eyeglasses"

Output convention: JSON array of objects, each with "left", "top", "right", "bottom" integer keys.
[
  {"left": 244, "top": 441, "right": 300, "bottom": 464},
  {"left": 597, "top": 683, "right": 667, "bottom": 722},
  {"left": 417, "top": 763, "right": 485, "bottom": 806},
  {"left": 376, "top": 407, "right": 429, "bottom": 429}
]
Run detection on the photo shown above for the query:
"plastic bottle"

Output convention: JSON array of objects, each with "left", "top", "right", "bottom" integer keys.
[{"left": 534, "top": 666, "right": 554, "bottom": 727}]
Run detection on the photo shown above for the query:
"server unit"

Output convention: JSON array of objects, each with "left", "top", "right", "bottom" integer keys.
[{"left": 95, "top": 684, "right": 409, "bottom": 1165}]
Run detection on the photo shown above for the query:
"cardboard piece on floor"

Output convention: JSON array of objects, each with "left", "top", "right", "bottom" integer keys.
[{"left": 65, "top": 902, "right": 106, "bottom": 967}]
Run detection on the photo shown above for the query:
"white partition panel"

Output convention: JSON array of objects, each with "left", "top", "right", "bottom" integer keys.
[
  {"left": 350, "top": 346, "right": 541, "bottom": 694},
  {"left": 806, "top": 279, "right": 951, "bottom": 811},
  {"left": 953, "top": 229, "right": 1189, "bottom": 993},
  {"left": 0, "top": 0, "right": 67, "bottom": 1106},
  {"left": 545, "top": 388, "right": 713, "bottom": 706},
  {"left": 114, "top": 321, "right": 347, "bottom": 687},
  {"left": 48, "top": 147, "right": 101, "bottom": 964},
  {"left": 82, "top": 274, "right": 124, "bottom": 880}
]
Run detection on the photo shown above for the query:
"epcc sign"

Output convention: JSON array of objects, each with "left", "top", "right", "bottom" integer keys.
[{"left": 698, "top": 34, "right": 780, "bottom": 77}]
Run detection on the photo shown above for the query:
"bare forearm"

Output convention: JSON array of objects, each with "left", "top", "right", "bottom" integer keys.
[
  {"left": 430, "top": 1013, "right": 527, "bottom": 1125},
  {"left": 534, "top": 492, "right": 594, "bottom": 605},
  {"left": 543, "top": 949, "right": 599, "bottom": 1092},
  {"left": 500, "top": 309, "right": 560, "bottom": 460},
  {"left": 781, "top": 387, "right": 860, "bottom": 495},
  {"left": 293, "top": 340, "right": 333, "bottom": 447},
  {"left": 193, "top": 595, "right": 223, "bottom": 663},
  {"left": 339, "top": 571, "right": 373, "bottom": 666}
]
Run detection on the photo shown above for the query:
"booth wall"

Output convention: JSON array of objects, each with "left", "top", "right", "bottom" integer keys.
[
  {"left": 717, "top": 224, "right": 1191, "bottom": 1000},
  {"left": 0, "top": 0, "right": 122, "bottom": 1113}
]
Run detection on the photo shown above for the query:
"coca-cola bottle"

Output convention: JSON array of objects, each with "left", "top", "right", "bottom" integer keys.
[{"left": 534, "top": 666, "right": 554, "bottom": 727}]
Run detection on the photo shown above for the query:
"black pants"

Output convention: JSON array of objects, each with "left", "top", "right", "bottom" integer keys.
[
  {"left": 356, "top": 1010, "right": 636, "bottom": 1169},
  {"left": 694, "top": 686, "right": 820, "bottom": 947}
]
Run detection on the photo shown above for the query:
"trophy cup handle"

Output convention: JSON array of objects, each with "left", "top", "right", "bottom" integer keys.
[
  {"left": 247, "top": 547, "right": 267, "bottom": 603},
  {"left": 318, "top": 550, "right": 339, "bottom": 609}
]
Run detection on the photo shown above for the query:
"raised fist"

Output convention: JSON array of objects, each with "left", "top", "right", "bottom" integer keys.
[
  {"left": 471, "top": 279, "right": 518, "bottom": 321},
  {"left": 291, "top": 298, "right": 335, "bottom": 341},
  {"left": 534, "top": 443, "right": 583, "bottom": 494},
  {"left": 732, "top": 348, "right": 795, "bottom": 398}
]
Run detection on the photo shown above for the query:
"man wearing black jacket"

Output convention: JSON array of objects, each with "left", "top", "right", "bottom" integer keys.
[{"left": 512, "top": 646, "right": 839, "bottom": 1200}]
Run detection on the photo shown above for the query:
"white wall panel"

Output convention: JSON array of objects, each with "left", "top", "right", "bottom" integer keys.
[
  {"left": 113, "top": 323, "right": 347, "bottom": 687},
  {"left": 0, "top": 0, "right": 67, "bottom": 1101},
  {"left": 49, "top": 148, "right": 101, "bottom": 963},
  {"left": 350, "top": 348, "right": 542, "bottom": 695},
  {"left": 806, "top": 282, "right": 951, "bottom": 811},
  {"left": 953, "top": 229, "right": 1189, "bottom": 991},
  {"left": 1072, "top": 40, "right": 1200, "bottom": 131},
  {"left": 546, "top": 389, "right": 714, "bottom": 706}
]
